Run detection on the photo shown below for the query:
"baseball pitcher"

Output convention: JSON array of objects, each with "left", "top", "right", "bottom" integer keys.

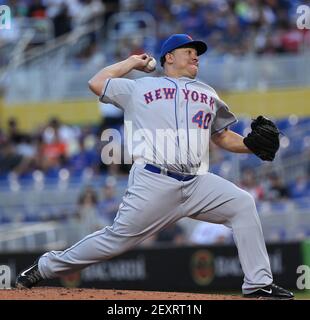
[{"left": 16, "top": 34, "right": 293, "bottom": 299}]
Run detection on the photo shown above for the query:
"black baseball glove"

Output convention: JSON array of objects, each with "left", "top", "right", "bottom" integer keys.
[{"left": 243, "top": 116, "right": 280, "bottom": 161}]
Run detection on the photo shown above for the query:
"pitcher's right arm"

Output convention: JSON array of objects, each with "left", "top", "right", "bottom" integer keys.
[{"left": 88, "top": 54, "right": 153, "bottom": 96}]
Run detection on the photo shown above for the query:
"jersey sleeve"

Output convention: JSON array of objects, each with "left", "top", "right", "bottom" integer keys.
[
  {"left": 211, "top": 98, "right": 238, "bottom": 135},
  {"left": 99, "top": 78, "right": 135, "bottom": 110}
]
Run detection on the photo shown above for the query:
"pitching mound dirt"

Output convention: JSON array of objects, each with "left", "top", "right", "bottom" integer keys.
[{"left": 0, "top": 287, "right": 250, "bottom": 300}]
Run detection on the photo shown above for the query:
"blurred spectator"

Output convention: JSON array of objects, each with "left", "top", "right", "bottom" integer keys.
[
  {"left": 155, "top": 5, "right": 182, "bottom": 47},
  {"left": 1, "top": 0, "right": 308, "bottom": 66},
  {"left": 0, "top": 141, "right": 31, "bottom": 176},
  {"left": 70, "top": 0, "right": 105, "bottom": 28},
  {"left": 68, "top": 136, "right": 100, "bottom": 176},
  {"left": 180, "top": 2, "right": 204, "bottom": 39},
  {"left": 263, "top": 173, "right": 290, "bottom": 201},
  {"left": 234, "top": 0, "right": 262, "bottom": 27},
  {"left": 280, "top": 24, "right": 305, "bottom": 54},
  {"left": 255, "top": 30, "right": 283, "bottom": 55},
  {"left": 50, "top": 1, "right": 72, "bottom": 38},
  {"left": 0, "top": 127, "right": 6, "bottom": 144},
  {"left": 76, "top": 186, "right": 106, "bottom": 236},
  {"left": 6, "top": 118, "right": 36, "bottom": 161},
  {"left": 240, "top": 168, "right": 264, "bottom": 201},
  {"left": 7, "top": 117, "right": 28, "bottom": 145},
  {"left": 98, "top": 176, "right": 120, "bottom": 224},
  {"left": 288, "top": 175, "right": 310, "bottom": 199},
  {"left": 222, "top": 15, "right": 250, "bottom": 55},
  {"left": 190, "top": 222, "right": 232, "bottom": 245},
  {"left": 42, "top": 117, "right": 79, "bottom": 156},
  {"left": 0, "top": 214, "right": 12, "bottom": 224},
  {"left": 27, "top": 0, "right": 47, "bottom": 19},
  {"left": 0, "top": 115, "right": 129, "bottom": 179},
  {"left": 39, "top": 132, "right": 68, "bottom": 173},
  {"left": 200, "top": 9, "right": 224, "bottom": 39}
]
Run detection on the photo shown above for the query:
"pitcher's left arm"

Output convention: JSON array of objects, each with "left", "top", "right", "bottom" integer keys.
[{"left": 211, "top": 129, "right": 251, "bottom": 154}]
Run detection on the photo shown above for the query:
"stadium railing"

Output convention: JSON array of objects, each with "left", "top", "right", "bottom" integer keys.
[{"left": 3, "top": 52, "right": 310, "bottom": 104}]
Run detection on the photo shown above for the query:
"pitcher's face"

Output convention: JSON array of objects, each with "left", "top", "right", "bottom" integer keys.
[{"left": 166, "top": 47, "right": 199, "bottom": 78}]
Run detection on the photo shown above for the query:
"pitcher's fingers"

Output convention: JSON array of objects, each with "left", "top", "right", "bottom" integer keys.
[
  {"left": 139, "top": 53, "right": 149, "bottom": 60},
  {"left": 144, "top": 55, "right": 153, "bottom": 65}
]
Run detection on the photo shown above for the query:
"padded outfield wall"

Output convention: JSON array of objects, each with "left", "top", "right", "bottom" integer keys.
[{"left": 1, "top": 241, "right": 309, "bottom": 292}]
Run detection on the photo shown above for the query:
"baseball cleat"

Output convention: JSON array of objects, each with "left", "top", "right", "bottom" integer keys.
[
  {"left": 15, "top": 260, "right": 44, "bottom": 289},
  {"left": 243, "top": 283, "right": 294, "bottom": 300}
]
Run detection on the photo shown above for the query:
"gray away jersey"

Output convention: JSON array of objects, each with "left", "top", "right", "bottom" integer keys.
[{"left": 100, "top": 76, "right": 237, "bottom": 174}]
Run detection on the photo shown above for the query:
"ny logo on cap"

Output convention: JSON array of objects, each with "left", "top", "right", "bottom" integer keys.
[{"left": 0, "top": 5, "right": 11, "bottom": 30}]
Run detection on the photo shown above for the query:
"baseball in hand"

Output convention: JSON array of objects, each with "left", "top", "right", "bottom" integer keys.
[{"left": 146, "top": 57, "right": 157, "bottom": 71}]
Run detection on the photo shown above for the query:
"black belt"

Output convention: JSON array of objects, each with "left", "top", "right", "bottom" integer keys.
[{"left": 144, "top": 164, "right": 196, "bottom": 181}]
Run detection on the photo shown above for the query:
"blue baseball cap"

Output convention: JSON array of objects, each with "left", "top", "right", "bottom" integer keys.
[{"left": 160, "top": 34, "right": 207, "bottom": 63}]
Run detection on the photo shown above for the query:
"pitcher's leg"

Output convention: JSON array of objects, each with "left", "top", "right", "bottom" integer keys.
[
  {"left": 39, "top": 165, "right": 183, "bottom": 279},
  {"left": 222, "top": 191, "right": 273, "bottom": 294},
  {"left": 39, "top": 222, "right": 161, "bottom": 279},
  {"left": 186, "top": 173, "right": 273, "bottom": 294}
]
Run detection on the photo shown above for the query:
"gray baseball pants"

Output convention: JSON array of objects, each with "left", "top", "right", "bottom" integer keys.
[{"left": 38, "top": 162, "right": 273, "bottom": 294}]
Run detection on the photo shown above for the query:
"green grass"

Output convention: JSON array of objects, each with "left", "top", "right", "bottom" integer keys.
[
  {"left": 292, "top": 290, "right": 310, "bottom": 300},
  {"left": 200, "top": 290, "right": 310, "bottom": 300}
]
